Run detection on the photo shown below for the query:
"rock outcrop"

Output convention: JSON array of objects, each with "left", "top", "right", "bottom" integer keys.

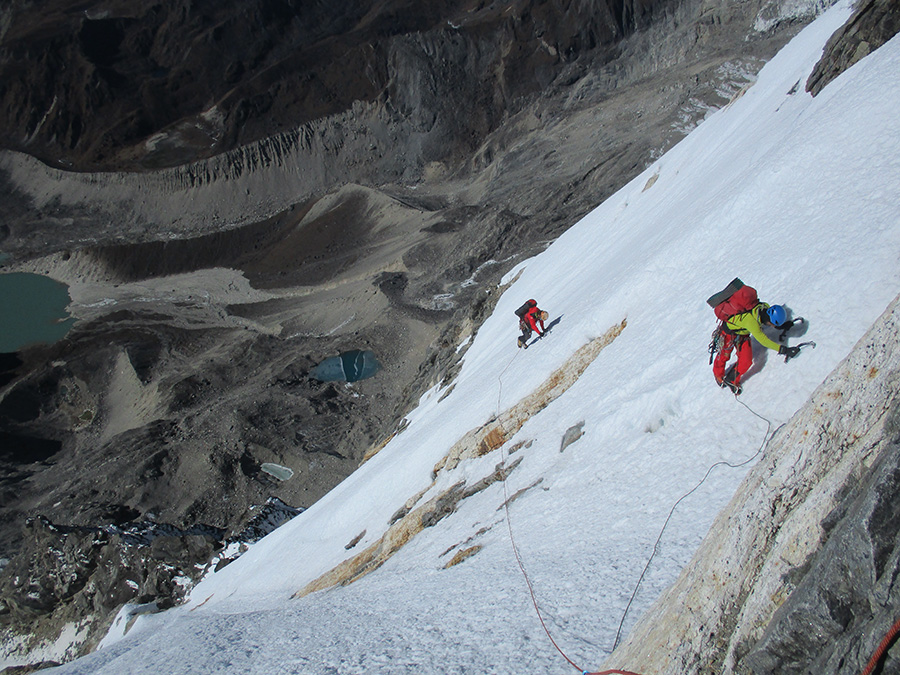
[
  {"left": 0, "top": 497, "right": 299, "bottom": 665},
  {"left": 807, "top": 0, "right": 900, "bottom": 95}
]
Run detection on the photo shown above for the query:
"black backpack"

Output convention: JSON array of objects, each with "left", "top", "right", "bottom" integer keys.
[{"left": 515, "top": 299, "right": 537, "bottom": 320}]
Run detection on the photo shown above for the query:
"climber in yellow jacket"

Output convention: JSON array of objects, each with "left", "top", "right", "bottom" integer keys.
[{"left": 714, "top": 303, "right": 799, "bottom": 394}]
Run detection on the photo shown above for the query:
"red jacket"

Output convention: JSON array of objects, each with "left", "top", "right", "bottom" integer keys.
[{"left": 523, "top": 306, "right": 545, "bottom": 335}]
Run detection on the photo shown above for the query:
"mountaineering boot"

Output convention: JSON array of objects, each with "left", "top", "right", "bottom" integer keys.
[
  {"left": 724, "top": 380, "right": 742, "bottom": 396},
  {"left": 723, "top": 367, "right": 742, "bottom": 396}
]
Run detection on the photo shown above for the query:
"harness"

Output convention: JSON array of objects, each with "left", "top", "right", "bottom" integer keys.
[{"left": 708, "top": 311, "right": 752, "bottom": 364}]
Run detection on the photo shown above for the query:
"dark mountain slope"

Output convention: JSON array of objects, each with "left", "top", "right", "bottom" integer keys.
[{"left": 0, "top": 0, "right": 670, "bottom": 171}]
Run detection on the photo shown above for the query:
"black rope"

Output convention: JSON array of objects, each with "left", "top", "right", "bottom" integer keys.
[{"left": 611, "top": 393, "right": 783, "bottom": 651}]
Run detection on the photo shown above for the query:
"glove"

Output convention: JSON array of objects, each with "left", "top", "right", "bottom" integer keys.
[
  {"left": 777, "top": 320, "right": 795, "bottom": 341},
  {"left": 779, "top": 345, "right": 800, "bottom": 358}
]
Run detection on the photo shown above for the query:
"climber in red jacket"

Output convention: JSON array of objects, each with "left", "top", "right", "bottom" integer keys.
[{"left": 516, "top": 301, "right": 548, "bottom": 349}]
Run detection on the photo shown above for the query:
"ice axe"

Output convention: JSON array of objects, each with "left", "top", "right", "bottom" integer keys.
[{"left": 784, "top": 340, "right": 816, "bottom": 362}]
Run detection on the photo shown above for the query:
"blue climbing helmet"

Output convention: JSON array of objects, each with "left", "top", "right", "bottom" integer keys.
[{"left": 766, "top": 304, "right": 787, "bottom": 326}]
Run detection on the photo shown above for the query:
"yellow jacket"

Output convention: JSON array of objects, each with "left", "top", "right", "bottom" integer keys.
[{"left": 725, "top": 303, "right": 782, "bottom": 352}]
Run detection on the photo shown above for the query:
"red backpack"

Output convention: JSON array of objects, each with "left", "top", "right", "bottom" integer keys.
[
  {"left": 707, "top": 279, "right": 759, "bottom": 322},
  {"left": 707, "top": 279, "right": 761, "bottom": 364}
]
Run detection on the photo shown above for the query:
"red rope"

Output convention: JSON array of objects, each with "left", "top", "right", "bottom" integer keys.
[
  {"left": 497, "top": 352, "right": 645, "bottom": 675},
  {"left": 498, "top": 351, "right": 587, "bottom": 672},
  {"left": 860, "top": 616, "right": 900, "bottom": 675},
  {"left": 503, "top": 517, "right": 646, "bottom": 675},
  {"left": 501, "top": 475, "right": 583, "bottom": 672}
]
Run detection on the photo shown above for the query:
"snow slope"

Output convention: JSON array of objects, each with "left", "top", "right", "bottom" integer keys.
[{"left": 53, "top": 3, "right": 900, "bottom": 673}]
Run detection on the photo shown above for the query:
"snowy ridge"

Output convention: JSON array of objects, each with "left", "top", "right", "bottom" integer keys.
[{"left": 53, "top": 3, "right": 900, "bottom": 673}]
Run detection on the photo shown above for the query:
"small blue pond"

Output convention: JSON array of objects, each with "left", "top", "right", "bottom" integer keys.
[
  {"left": 0, "top": 273, "right": 75, "bottom": 353},
  {"left": 310, "top": 350, "right": 381, "bottom": 383}
]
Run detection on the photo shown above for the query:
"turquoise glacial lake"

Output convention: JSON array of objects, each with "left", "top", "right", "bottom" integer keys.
[
  {"left": 0, "top": 273, "right": 75, "bottom": 353},
  {"left": 310, "top": 350, "right": 381, "bottom": 383}
]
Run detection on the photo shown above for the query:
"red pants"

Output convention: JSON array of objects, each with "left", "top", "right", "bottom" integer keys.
[{"left": 713, "top": 332, "right": 751, "bottom": 384}]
